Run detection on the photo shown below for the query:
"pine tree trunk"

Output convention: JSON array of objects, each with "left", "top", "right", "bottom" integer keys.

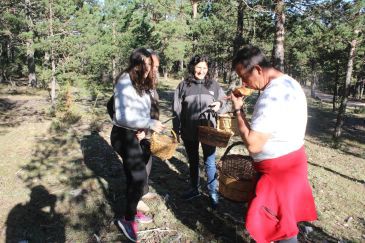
[
  {"left": 27, "top": 41, "right": 36, "bottom": 87},
  {"left": 229, "top": 0, "right": 244, "bottom": 88},
  {"left": 112, "top": 22, "right": 117, "bottom": 80},
  {"left": 310, "top": 71, "right": 317, "bottom": 98},
  {"left": 332, "top": 78, "right": 339, "bottom": 112},
  {"left": 50, "top": 53, "right": 56, "bottom": 105},
  {"left": 332, "top": 64, "right": 339, "bottom": 111},
  {"left": 163, "top": 68, "right": 168, "bottom": 80},
  {"left": 233, "top": 0, "right": 244, "bottom": 56},
  {"left": 272, "top": 0, "right": 285, "bottom": 72},
  {"left": 25, "top": 0, "right": 37, "bottom": 87},
  {"left": 49, "top": 0, "right": 56, "bottom": 106},
  {"left": 180, "top": 59, "right": 184, "bottom": 72},
  {"left": 191, "top": 0, "right": 198, "bottom": 19},
  {"left": 334, "top": 37, "right": 358, "bottom": 139}
]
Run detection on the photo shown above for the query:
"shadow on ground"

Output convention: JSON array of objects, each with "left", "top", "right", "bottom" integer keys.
[
  {"left": 7, "top": 125, "right": 123, "bottom": 242},
  {"left": 5, "top": 185, "right": 65, "bottom": 243},
  {"left": 306, "top": 100, "right": 365, "bottom": 158},
  {"left": 150, "top": 146, "right": 250, "bottom": 242},
  {"left": 80, "top": 133, "right": 126, "bottom": 218},
  {"left": 0, "top": 97, "right": 48, "bottom": 129}
]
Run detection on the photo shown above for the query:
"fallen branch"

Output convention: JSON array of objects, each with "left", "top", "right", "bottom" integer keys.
[
  {"left": 15, "top": 168, "right": 23, "bottom": 175},
  {"left": 139, "top": 228, "right": 177, "bottom": 234}
]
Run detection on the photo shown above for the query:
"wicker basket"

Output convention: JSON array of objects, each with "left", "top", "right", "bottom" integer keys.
[
  {"left": 217, "top": 114, "right": 239, "bottom": 136},
  {"left": 198, "top": 110, "right": 232, "bottom": 148},
  {"left": 150, "top": 130, "right": 178, "bottom": 160},
  {"left": 217, "top": 141, "right": 256, "bottom": 202},
  {"left": 198, "top": 126, "right": 232, "bottom": 147}
]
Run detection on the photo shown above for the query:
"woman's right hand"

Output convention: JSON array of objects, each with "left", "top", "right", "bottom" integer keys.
[
  {"left": 135, "top": 130, "right": 146, "bottom": 141},
  {"left": 150, "top": 120, "right": 166, "bottom": 133}
]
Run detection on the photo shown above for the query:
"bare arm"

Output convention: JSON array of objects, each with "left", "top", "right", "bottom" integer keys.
[{"left": 231, "top": 93, "right": 270, "bottom": 154}]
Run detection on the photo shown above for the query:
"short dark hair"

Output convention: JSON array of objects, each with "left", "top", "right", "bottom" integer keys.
[
  {"left": 186, "top": 55, "right": 212, "bottom": 87},
  {"left": 232, "top": 45, "right": 272, "bottom": 70}
]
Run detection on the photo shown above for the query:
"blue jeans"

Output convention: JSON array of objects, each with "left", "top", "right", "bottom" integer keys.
[{"left": 182, "top": 139, "right": 217, "bottom": 195}]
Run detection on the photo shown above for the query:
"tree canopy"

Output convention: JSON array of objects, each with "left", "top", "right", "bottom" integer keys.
[{"left": 0, "top": 0, "right": 364, "bottom": 94}]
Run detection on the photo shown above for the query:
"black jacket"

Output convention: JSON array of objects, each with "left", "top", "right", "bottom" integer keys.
[{"left": 172, "top": 79, "right": 230, "bottom": 141}]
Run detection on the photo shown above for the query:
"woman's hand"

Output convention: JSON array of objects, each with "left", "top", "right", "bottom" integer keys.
[
  {"left": 150, "top": 120, "right": 166, "bottom": 133},
  {"left": 209, "top": 101, "right": 222, "bottom": 112},
  {"left": 135, "top": 130, "right": 146, "bottom": 141}
]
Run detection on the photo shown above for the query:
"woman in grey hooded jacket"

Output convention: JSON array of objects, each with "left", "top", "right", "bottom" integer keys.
[{"left": 173, "top": 55, "right": 230, "bottom": 208}]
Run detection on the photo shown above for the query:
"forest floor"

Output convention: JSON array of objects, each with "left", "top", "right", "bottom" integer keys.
[
  {"left": 302, "top": 88, "right": 365, "bottom": 109},
  {"left": 0, "top": 80, "right": 364, "bottom": 243}
]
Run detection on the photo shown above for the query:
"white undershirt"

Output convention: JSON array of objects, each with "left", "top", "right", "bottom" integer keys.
[{"left": 250, "top": 75, "right": 307, "bottom": 162}]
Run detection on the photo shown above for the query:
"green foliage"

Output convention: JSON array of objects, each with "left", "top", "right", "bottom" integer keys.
[
  {"left": 1, "top": 0, "right": 364, "bottom": 104},
  {"left": 37, "top": 68, "right": 52, "bottom": 88},
  {"left": 353, "top": 106, "right": 365, "bottom": 114}
]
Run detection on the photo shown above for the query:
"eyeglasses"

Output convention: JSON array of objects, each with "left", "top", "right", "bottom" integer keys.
[{"left": 239, "top": 66, "right": 254, "bottom": 81}]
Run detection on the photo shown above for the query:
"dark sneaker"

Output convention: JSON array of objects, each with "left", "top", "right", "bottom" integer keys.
[
  {"left": 210, "top": 193, "right": 219, "bottom": 209},
  {"left": 181, "top": 189, "right": 201, "bottom": 200},
  {"left": 135, "top": 211, "right": 153, "bottom": 224},
  {"left": 116, "top": 218, "right": 138, "bottom": 242}
]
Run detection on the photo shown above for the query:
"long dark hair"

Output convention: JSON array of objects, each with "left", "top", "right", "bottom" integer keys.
[
  {"left": 115, "top": 48, "right": 154, "bottom": 96},
  {"left": 186, "top": 55, "right": 212, "bottom": 87}
]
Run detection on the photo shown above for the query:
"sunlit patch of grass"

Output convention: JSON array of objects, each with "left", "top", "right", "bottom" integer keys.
[{"left": 60, "top": 111, "right": 81, "bottom": 125}]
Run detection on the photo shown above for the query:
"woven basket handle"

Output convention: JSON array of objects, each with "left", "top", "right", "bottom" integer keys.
[
  {"left": 221, "top": 141, "right": 245, "bottom": 159},
  {"left": 153, "top": 129, "right": 178, "bottom": 142},
  {"left": 169, "top": 129, "right": 178, "bottom": 142},
  {"left": 199, "top": 109, "right": 217, "bottom": 127}
]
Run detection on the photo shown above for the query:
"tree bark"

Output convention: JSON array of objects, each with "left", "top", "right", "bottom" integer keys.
[
  {"left": 332, "top": 76, "right": 339, "bottom": 112},
  {"left": 360, "top": 80, "right": 364, "bottom": 99},
  {"left": 49, "top": 0, "right": 56, "bottom": 106},
  {"left": 272, "top": 0, "right": 285, "bottom": 72},
  {"left": 310, "top": 71, "right": 317, "bottom": 99},
  {"left": 26, "top": 41, "right": 36, "bottom": 87},
  {"left": 191, "top": 0, "right": 198, "bottom": 19},
  {"left": 334, "top": 37, "right": 358, "bottom": 139},
  {"left": 25, "top": 0, "right": 37, "bottom": 87},
  {"left": 112, "top": 22, "right": 117, "bottom": 81},
  {"left": 229, "top": 0, "right": 244, "bottom": 88},
  {"left": 163, "top": 67, "right": 168, "bottom": 80},
  {"left": 233, "top": 0, "right": 244, "bottom": 56},
  {"left": 332, "top": 63, "right": 339, "bottom": 111}
]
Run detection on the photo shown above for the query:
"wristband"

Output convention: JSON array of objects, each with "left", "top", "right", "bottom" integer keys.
[{"left": 234, "top": 107, "right": 244, "bottom": 115}]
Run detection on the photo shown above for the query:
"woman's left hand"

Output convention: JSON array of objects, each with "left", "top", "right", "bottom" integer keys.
[
  {"left": 150, "top": 120, "right": 166, "bottom": 133},
  {"left": 136, "top": 130, "right": 146, "bottom": 141},
  {"left": 209, "top": 101, "right": 221, "bottom": 112}
]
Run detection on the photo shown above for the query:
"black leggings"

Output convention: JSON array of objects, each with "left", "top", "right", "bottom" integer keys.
[
  {"left": 140, "top": 138, "right": 152, "bottom": 195},
  {"left": 110, "top": 126, "right": 148, "bottom": 220}
]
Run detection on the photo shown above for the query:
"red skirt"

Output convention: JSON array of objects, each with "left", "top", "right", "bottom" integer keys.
[{"left": 245, "top": 146, "right": 317, "bottom": 243}]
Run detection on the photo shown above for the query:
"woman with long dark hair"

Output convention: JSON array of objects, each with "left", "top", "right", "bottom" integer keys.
[{"left": 111, "top": 48, "right": 165, "bottom": 242}]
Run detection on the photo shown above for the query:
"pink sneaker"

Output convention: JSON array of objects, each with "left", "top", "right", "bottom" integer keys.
[
  {"left": 135, "top": 211, "right": 153, "bottom": 224},
  {"left": 117, "top": 218, "right": 138, "bottom": 242}
]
